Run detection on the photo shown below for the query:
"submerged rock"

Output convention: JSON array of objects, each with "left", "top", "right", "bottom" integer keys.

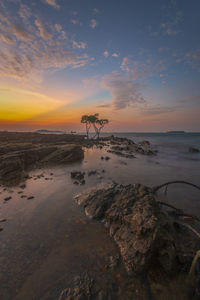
[{"left": 75, "top": 183, "right": 176, "bottom": 274}]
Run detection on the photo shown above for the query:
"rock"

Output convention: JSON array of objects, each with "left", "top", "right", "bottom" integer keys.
[
  {"left": 75, "top": 183, "right": 177, "bottom": 274},
  {"left": 27, "top": 196, "right": 34, "bottom": 200},
  {"left": 21, "top": 195, "right": 27, "bottom": 198},
  {"left": 139, "top": 140, "right": 150, "bottom": 147},
  {"left": 80, "top": 179, "right": 85, "bottom": 185},
  {"left": 107, "top": 255, "right": 119, "bottom": 270},
  {"left": 4, "top": 196, "right": 12, "bottom": 201},
  {"left": 101, "top": 156, "right": 104, "bottom": 160},
  {"left": 88, "top": 170, "right": 97, "bottom": 176},
  {"left": 189, "top": 147, "right": 200, "bottom": 153},
  {"left": 71, "top": 171, "right": 85, "bottom": 181},
  {"left": 105, "top": 156, "right": 110, "bottom": 160},
  {"left": 19, "top": 184, "right": 26, "bottom": 189},
  {"left": 73, "top": 181, "right": 79, "bottom": 185},
  {"left": 0, "top": 228, "right": 3, "bottom": 232},
  {"left": 18, "top": 191, "right": 23, "bottom": 194},
  {"left": 58, "top": 273, "right": 94, "bottom": 300},
  {"left": 0, "top": 218, "right": 6, "bottom": 222}
]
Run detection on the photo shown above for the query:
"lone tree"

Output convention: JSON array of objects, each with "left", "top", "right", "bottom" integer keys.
[
  {"left": 81, "top": 114, "right": 109, "bottom": 140},
  {"left": 93, "top": 118, "right": 109, "bottom": 140},
  {"left": 81, "top": 115, "right": 92, "bottom": 139}
]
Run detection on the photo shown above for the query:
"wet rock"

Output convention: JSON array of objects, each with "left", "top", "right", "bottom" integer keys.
[
  {"left": 189, "top": 147, "right": 200, "bottom": 153},
  {"left": 58, "top": 273, "right": 94, "bottom": 300},
  {"left": 73, "top": 181, "right": 79, "bottom": 185},
  {"left": 88, "top": 170, "right": 97, "bottom": 176},
  {"left": 75, "top": 183, "right": 177, "bottom": 274},
  {"left": 139, "top": 140, "right": 150, "bottom": 147},
  {"left": 107, "top": 255, "right": 120, "bottom": 270},
  {"left": 19, "top": 184, "right": 26, "bottom": 189},
  {"left": 71, "top": 171, "right": 85, "bottom": 181},
  {"left": 4, "top": 196, "right": 12, "bottom": 201}
]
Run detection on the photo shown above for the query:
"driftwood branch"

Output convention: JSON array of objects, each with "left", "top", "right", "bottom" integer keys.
[{"left": 153, "top": 181, "right": 200, "bottom": 194}]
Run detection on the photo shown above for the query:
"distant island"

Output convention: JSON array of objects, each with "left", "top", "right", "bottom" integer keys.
[
  {"left": 166, "top": 130, "right": 185, "bottom": 134},
  {"left": 36, "top": 129, "right": 66, "bottom": 134}
]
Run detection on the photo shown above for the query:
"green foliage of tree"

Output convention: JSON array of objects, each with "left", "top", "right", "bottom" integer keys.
[{"left": 81, "top": 113, "right": 109, "bottom": 140}]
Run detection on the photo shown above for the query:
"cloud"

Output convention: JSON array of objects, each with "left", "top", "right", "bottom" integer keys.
[
  {"left": 184, "top": 49, "right": 200, "bottom": 71},
  {"left": 90, "top": 19, "right": 98, "bottom": 29},
  {"left": 71, "top": 19, "right": 81, "bottom": 25},
  {"left": 104, "top": 51, "right": 109, "bottom": 57},
  {"left": 18, "top": 3, "right": 31, "bottom": 21},
  {"left": 120, "top": 56, "right": 166, "bottom": 80},
  {"left": 93, "top": 8, "right": 99, "bottom": 14},
  {"left": 112, "top": 53, "right": 119, "bottom": 57},
  {"left": 35, "top": 18, "right": 53, "bottom": 40},
  {"left": 43, "top": 0, "right": 60, "bottom": 9},
  {"left": 96, "top": 104, "right": 111, "bottom": 108},
  {"left": 141, "top": 105, "right": 180, "bottom": 115},
  {"left": 161, "top": 11, "right": 183, "bottom": 36},
  {"left": 103, "top": 73, "right": 146, "bottom": 110},
  {"left": 72, "top": 40, "right": 87, "bottom": 49},
  {"left": 0, "top": 2, "right": 90, "bottom": 81}
]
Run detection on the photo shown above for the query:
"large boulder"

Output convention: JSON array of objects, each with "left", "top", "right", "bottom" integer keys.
[{"left": 75, "top": 183, "right": 176, "bottom": 274}]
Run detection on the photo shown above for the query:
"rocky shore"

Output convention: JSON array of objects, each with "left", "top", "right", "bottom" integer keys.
[
  {"left": 66, "top": 183, "right": 200, "bottom": 299},
  {"left": 0, "top": 132, "right": 157, "bottom": 186}
]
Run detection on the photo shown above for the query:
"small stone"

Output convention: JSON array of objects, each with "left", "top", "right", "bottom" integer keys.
[
  {"left": 27, "top": 196, "right": 34, "bottom": 200},
  {"left": 19, "top": 184, "right": 26, "bottom": 189},
  {"left": 105, "top": 156, "right": 110, "bottom": 160},
  {"left": 101, "top": 156, "right": 104, "bottom": 160},
  {"left": 18, "top": 191, "right": 23, "bottom": 194},
  {"left": 0, "top": 228, "right": 3, "bottom": 232},
  {"left": 73, "top": 181, "right": 79, "bottom": 185},
  {"left": 4, "top": 196, "right": 11, "bottom": 201},
  {"left": 21, "top": 195, "right": 27, "bottom": 198}
]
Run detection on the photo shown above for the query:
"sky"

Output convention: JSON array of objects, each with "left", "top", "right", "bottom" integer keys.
[{"left": 0, "top": 0, "right": 200, "bottom": 132}]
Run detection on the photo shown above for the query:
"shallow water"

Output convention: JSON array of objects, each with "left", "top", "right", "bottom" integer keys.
[{"left": 0, "top": 133, "right": 200, "bottom": 299}]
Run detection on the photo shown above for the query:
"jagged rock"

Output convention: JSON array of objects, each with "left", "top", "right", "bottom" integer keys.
[
  {"left": 58, "top": 273, "right": 94, "bottom": 300},
  {"left": 75, "top": 183, "right": 176, "bottom": 274}
]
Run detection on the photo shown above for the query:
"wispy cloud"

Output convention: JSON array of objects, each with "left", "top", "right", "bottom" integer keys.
[
  {"left": 93, "top": 8, "right": 100, "bottom": 14},
  {"left": 103, "top": 73, "right": 146, "bottom": 110},
  {"left": 112, "top": 53, "right": 119, "bottom": 57},
  {"left": 120, "top": 56, "right": 166, "bottom": 80},
  {"left": 35, "top": 18, "right": 53, "bottom": 40},
  {"left": 0, "top": 1, "right": 90, "bottom": 81},
  {"left": 71, "top": 19, "right": 81, "bottom": 25},
  {"left": 43, "top": 0, "right": 60, "bottom": 9},
  {"left": 90, "top": 19, "right": 98, "bottom": 29},
  {"left": 140, "top": 104, "right": 180, "bottom": 115},
  {"left": 72, "top": 40, "right": 87, "bottom": 49}
]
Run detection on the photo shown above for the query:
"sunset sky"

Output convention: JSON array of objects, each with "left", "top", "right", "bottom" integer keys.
[{"left": 0, "top": 0, "right": 200, "bottom": 132}]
